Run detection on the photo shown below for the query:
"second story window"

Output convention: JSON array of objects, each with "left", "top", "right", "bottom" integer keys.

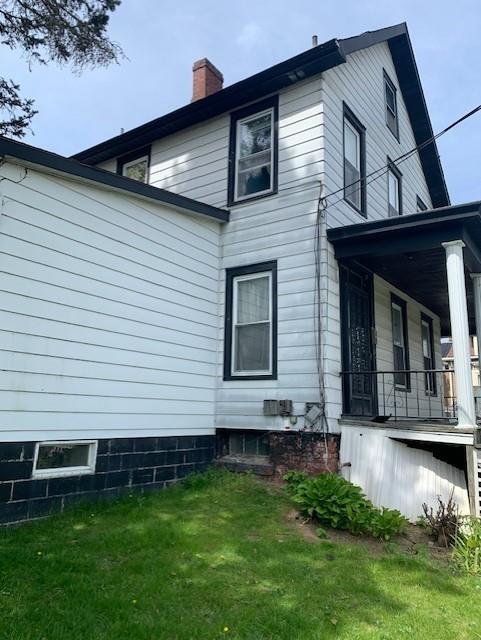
[
  {"left": 343, "top": 103, "right": 366, "bottom": 216},
  {"left": 384, "top": 71, "right": 399, "bottom": 140},
  {"left": 117, "top": 147, "right": 150, "bottom": 183},
  {"left": 228, "top": 97, "right": 278, "bottom": 205},
  {"left": 387, "top": 160, "right": 402, "bottom": 216}
]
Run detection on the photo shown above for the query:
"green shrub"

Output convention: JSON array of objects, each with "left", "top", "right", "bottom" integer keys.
[
  {"left": 283, "top": 470, "right": 308, "bottom": 494},
  {"left": 453, "top": 517, "right": 481, "bottom": 575},
  {"left": 285, "top": 472, "right": 408, "bottom": 540}
]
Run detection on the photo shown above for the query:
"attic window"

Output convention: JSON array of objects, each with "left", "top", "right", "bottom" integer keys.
[
  {"left": 384, "top": 71, "right": 399, "bottom": 140},
  {"left": 117, "top": 147, "right": 151, "bottom": 183},
  {"left": 228, "top": 96, "right": 278, "bottom": 205}
]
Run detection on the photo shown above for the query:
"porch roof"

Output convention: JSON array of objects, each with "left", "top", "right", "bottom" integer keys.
[{"left": 327, "top": 202, "right": 481, "bottom": 335}]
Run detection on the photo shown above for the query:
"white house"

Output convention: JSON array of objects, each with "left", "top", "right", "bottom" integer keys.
[{"left": 0, "top": 22, "right": 480, "bottom": 525}]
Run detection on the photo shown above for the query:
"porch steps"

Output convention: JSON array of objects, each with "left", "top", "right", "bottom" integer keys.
[{"left": 215, "top": 455, "right": 274, "bottom": 477}]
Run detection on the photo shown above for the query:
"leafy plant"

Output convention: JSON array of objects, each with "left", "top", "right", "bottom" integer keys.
[
  {"left": 285, "top": 472, "right": 407, "bottom": 540},
  {"left": 421, "top": 492, "right": 459, "bottom": 547},
  {"left": 369, "top": 508, "right": 408, "bottom": 541},
  {"left": 283, "top": 470, "right": 308, "bottom": 494},
  {"left": 453, "top": 517, "right": 481, "bottom": 575}
]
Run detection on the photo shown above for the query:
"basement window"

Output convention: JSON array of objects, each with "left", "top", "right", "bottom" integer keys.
[
  {"left": 32, "top": 441, "right": 97, "bottom": 478},
  {"left": 229, "top": 432, "right": 269, "bottom": 457}
]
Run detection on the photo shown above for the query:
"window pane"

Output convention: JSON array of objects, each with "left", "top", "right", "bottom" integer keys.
[
  {"left": 388, "top": 170, "right": 399, "bottom": 210},
  {"left": 237, "top": 276, "right": 270, "bottom": 323},
  {"left": 344, "top": 121, "right": 359, "bottom": 168},
  {"left": 234, "top": 323, "right": 270, "bottom": 371},
  {"left": 123, "top": 159, "right": 148, "bottom": 182},
  {"left": 237, "top": 166, "right": 271, "bottom": 197},
  {"left": 385, "top": 83, "right": 396, "bottom": 112},
  {"left": 392, "top": 305, "right": 403, "bottom": 346},
  {"left": 345, "top": 159, "right": 361, "bottom": 209},
  {"left": 422, "top": 322, "right": 431, "bottom": 358},
  {"left": 37, "top": 444, "right": 90, "bottom": 470},
  {"left": 239, "top": 114, "right": 272, "bottom": 158}
]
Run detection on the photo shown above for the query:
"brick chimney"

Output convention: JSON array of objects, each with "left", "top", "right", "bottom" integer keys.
[{"left": 192, "top": 58, "right": 223, "bottom": 101}]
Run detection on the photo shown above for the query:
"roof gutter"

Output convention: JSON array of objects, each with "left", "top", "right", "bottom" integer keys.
[{"left": 0, "top": 136, "right": 229, "bottom": 223}]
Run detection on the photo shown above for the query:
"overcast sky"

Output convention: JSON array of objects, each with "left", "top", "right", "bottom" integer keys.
[{"left": 3, "top": 0, "right": 480, "bottom": 204}]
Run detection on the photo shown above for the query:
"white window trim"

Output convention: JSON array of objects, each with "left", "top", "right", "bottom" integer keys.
[
  {"left": 121, "top": 155, "right": 149, "bottom": 183},
  {"left": 32, "top": 440, "right": 98, "bottom": 479},
  {"left": 234, "top": 108, "right": 274, "bottom": 203},
  {"left": 231, "top": 270, "right": 273, "bottom": 376}
]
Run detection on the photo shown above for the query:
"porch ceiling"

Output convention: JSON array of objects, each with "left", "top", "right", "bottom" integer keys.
[{"left": 327, "top": 202, "right": 481, "bottom": 335}]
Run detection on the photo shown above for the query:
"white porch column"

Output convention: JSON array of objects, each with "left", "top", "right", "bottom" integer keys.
[
  {"left": 442, "top": 240, "right": 476, "bottom": 428},
  {"left": 470, "top": 274, "right": 481, "bottom": 383}
]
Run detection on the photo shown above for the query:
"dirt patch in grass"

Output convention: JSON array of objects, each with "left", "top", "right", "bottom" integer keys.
[{"left": 284, "top": 507, "right": 453, "bottom": 562}]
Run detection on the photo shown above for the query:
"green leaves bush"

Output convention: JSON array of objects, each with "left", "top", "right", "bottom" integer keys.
[{"left": 284, "top": 472, "right": 408, "bottom": 540}]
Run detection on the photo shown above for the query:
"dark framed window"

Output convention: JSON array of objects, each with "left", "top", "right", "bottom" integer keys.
[
  {"left": 391, "top": 294, "right": 410, "bottom": 390},
  {"left": 343, "top": 102, "right": 366, "bottom": 216},
  {"left": 416, "top": 195, "right": 428, "bottom": 212},
  {"left": 116, "top": 146, "right": 151, "bottom": 183},
  {"left": 384, "top": 70, "right": 399, "bottom": 140},
  {"left": 387, "top": 158, "right": 402, "bottom": 217},
  {"left": 227, "top": 96, "right": 278, "bottom": 206},
  {"left": 421, "top": 313, "right": 437, "bottom": 396},
  {"left": 224, "top": 261, "right": 277, "bottom": 380}
]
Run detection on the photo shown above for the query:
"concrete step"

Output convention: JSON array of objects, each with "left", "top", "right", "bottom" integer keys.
[{"left": 215, "top": 455, "right": 274, "bottom": 476}]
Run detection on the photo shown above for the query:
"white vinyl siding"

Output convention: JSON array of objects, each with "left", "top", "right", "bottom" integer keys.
[{"left": 0, "top": 160, "right": 221, "bottom": 442}]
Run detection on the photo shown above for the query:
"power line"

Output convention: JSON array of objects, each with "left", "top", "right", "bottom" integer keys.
[{"left": 322, "top": 103, "right": 481, "bottom": 210}]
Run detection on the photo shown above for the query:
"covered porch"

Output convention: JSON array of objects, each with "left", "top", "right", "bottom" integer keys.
[
  {"left": 328, "top": 202, "right": 481, "bottom": 518},
  {"left": 328, "top": 201, "right": 481, "bottom": 432}
]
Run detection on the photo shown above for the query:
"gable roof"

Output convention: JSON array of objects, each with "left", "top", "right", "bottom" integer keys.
[
  {"left": 73, "top": 22, "right": 449, "bottom": 209},
  {"left": 0, "top": 136, "right": 229, "bottom": 223}
]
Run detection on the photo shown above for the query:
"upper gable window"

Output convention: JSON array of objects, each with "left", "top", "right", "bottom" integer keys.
[
  {"left": 387, "top": 159, "right": 402, "bottom": 217},
  {"left": 117, "top": 147, "right": 151, "bottom": 183},
  {"left": 384, "top": 71, "right": 399, "bottom": 140},
  {"left": 343, "top": 103, "right": 366, "bottom": 216},
  {"left": 228, "top": 97, "right": 278, "bottom": 205}
]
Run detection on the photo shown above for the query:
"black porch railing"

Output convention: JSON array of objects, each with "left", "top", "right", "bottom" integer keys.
[{"left": 340, "top": 369, "right": 457, "bottom": 421}]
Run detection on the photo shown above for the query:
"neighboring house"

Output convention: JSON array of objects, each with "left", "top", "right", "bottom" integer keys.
[{"left": 0, "top": 22, "right": 480, "bottom": 525}]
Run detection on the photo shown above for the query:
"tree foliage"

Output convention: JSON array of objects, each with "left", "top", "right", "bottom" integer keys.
[{"left": 0, "top": 0, "right": 122, "bottom": 137}]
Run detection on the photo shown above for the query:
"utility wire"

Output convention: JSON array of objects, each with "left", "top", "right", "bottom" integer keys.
[{"left": 322, "top": 102, "right": 481, "bottom": 210}]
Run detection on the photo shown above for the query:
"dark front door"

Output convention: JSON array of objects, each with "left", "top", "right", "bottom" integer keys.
[{"left": 340, "top": 263, "right": 377, "bottom": 417}]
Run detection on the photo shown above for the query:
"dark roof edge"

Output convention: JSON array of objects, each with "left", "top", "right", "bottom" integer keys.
[
  {"left": 72, "top": 38, "right": 344, "bottom": 164},
  {"left": 327, "top": 201, "right": 481, "bottom": 241},
  {"left": 0, "top": 136, "right": 229, "bottom": 223},
  {"left": 340, "top": 23, "right": 449, "bottom": 208}
]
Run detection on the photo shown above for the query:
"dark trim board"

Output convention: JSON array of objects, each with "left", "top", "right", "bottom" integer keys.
[
  {"left": 73, "top": 23, "right": 449, "bottom": 210},
  {"left": 227, "top": 96, "right": 279, "bottom": 207},
  {"left": 0, "top": 136, "right": 229, "bottom": 223},
  {"left": 223, "top": 261, "right": 278, "bottom": 381}
]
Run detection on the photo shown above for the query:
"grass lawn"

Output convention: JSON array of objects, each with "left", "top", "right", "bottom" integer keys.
[{"left": 1, "top": 470, "right": 480, "bottom": 640}]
